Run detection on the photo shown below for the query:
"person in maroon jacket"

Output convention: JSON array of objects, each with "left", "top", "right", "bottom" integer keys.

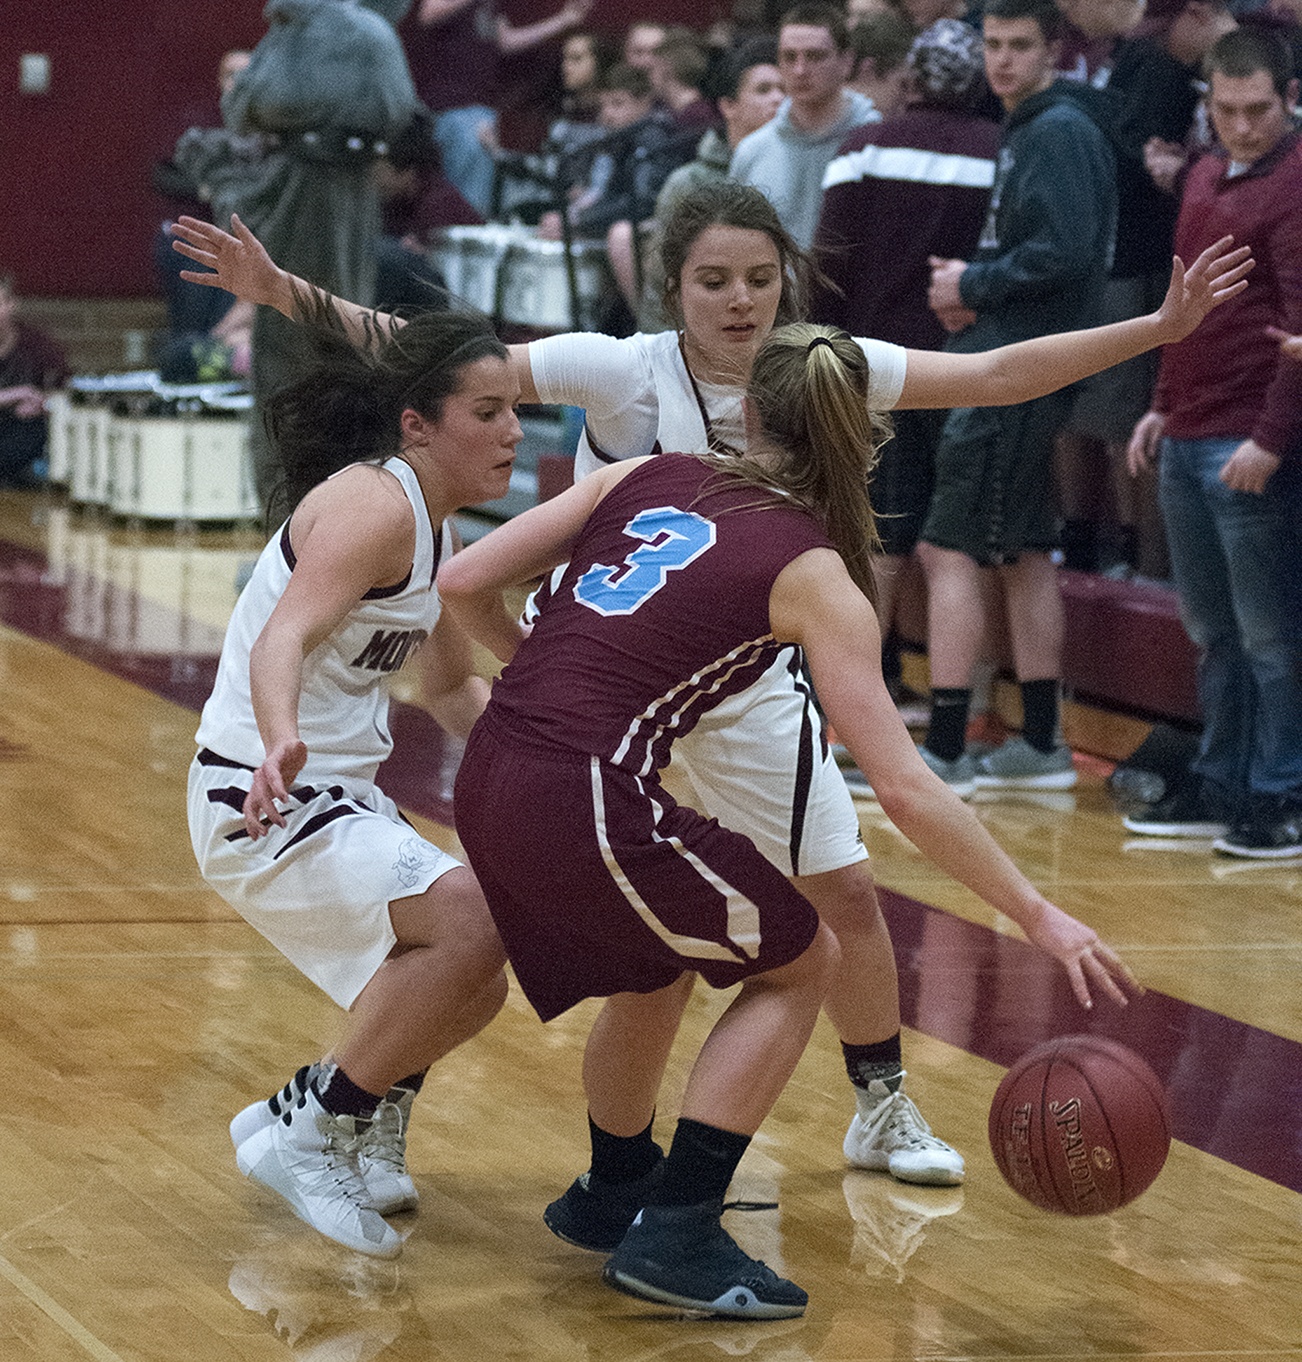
[
  {"left": 811, "top": 18, "right": 1000, "bottom": 713},
  {"left": 1124, "top": 26, "right": 1302, "bottom": 859}
]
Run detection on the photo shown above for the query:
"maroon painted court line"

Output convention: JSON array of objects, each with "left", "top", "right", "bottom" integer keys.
[{"left": 3, "top": 533, "right": 1299, "bottom": 1194}]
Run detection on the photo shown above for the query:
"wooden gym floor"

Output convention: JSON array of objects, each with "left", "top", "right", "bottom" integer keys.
[{"left": 0, "top": 488, "right": 1298, "bottom": 1362}]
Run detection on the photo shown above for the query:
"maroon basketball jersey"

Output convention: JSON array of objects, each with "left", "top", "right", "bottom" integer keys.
[{"left": 487, "top": 453, "right": 832, "bottom": 776}]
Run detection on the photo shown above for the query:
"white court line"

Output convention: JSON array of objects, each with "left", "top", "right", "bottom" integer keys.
[{"left": 0, "top": 1251, "right": 126, "bottom": 1362}]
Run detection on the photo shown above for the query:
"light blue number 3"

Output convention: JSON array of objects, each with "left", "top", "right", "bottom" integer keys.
[{"left": 573, "top": 506, "right": 716, "bottom": 616}]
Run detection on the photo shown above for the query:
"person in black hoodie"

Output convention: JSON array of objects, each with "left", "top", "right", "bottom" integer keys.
[{"left": 917, "top": 0, "right": 1118, "bottom": 794}]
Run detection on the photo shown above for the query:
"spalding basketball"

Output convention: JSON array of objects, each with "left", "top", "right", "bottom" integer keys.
[{"left": 988, "top": 1036, "right": 1170, "bottom": 1215}]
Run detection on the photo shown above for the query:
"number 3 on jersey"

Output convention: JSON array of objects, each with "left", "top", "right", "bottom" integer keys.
[{"left": 574, "top": 506, "right": 716, "bottom": 616}]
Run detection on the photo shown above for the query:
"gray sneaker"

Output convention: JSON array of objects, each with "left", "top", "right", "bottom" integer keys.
[
  {"left": 973, "top": 737, "right": 1077, "bottom": 790},
  {"left": 917, "top": 746, "right": 977, "bottom": 798}
]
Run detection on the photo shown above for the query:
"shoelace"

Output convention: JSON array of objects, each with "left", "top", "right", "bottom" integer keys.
[
  {"left": 293, "top": 1102, "right": 374, "bottom": 1207},
  {"left": 361, "top": 1102, "right": 407, "bottom": 1173},
  {"left": 876, "top": 1092, "right": 945, "bottom": 1149}
]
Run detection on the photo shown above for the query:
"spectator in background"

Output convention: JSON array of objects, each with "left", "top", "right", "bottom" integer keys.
[
  {"left": 731, "top": 3, "right": 881, "bottom": 248},
  {"left": 486, "top": 27, "right": 616, "bottom": 223},
  {"left": 658, "top": 37, "right": 784, "bottom": 217},
  {"left": 848, "top": 9, "right": 921, "bottom": 118},
  {"left": 812, "top": 19, "right": 999, "bottom": 727},
  {"left": 152, "top": 48, "right": 262, "bottom": 383},
  {"left": 539, "top": 62, "right": 689, "bottom": 332},
  {"left": 648, "top": 28, "right": 722, "bottom": 134},
  {"left": 0, "top": 276, "right": 68, "bottom": 488},
  {"left": 402, "top": 0, "right": 592, "bottom": 219},
  {"left": 538, "top": 64, "right": 682, "bottom": 245},
  {"left": 1241, "top": 0, "right": 1302, "bottom": 77},
  {"left": 1055, "top": 0, "right": 1146, "bottom": 84},
  {"left": 1055, "top": 0, "right": 1237, "bottom": 576},
  {"left": 373, "top": 108, "right": 475, "bottom": 312},
  {"left": 222, "top": 0, "right": 419, "bottom": 505},
  {"left": 553, "top": 27, "right": 618, "bottom": 133},
  {"left": 919, "top": 0, "right": 1118, "bottom": 795},
  {"left": 1123, "top": 28, "right": 1302, "bottom": 859},
  {"left": 623, "top": 20, "right": 670, "bottom": 72}
]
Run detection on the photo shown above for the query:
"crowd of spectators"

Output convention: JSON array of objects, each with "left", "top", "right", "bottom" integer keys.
[{"left": 12, "top": 0, "right": 1300, "bottom": 853}]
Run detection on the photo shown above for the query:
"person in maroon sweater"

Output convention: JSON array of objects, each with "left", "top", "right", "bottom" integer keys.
[{"left": 1124, "top": 26, "right": 1302, "bottom": 859}]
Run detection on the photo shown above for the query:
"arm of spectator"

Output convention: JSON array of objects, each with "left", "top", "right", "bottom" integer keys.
[
  {"left": 1249, "top": 189, "right": 1302, "bottom": 460},
  {"left": 211, "top": 297, "right": 255, "bottom": 344},
  {"left": 1125, "top": 410, "right": 1165, "bottom": 477},
  {"left": 1143, "top": 136, "right": 1187, "bottom": 195},
  {"left": 1219, "top": 439, "right": 1282, "bottom": 494},
  {"left": 927, "top": 257, "right": 978, "bottom": 334},
  {"left": 0, "top": 386, "right": 48, "bottom": 419},
  {"left": 171, "top": 214, "right": 404, "bottom": 349},
  {"left": 899, "top": 237, "right": 1253, "bottom": 409},
  {"left": 496, "top": 0, "right": 592, "bottom": 56},
  {"left": 416, "top": 0, "right": 480, "bottom": 25}
]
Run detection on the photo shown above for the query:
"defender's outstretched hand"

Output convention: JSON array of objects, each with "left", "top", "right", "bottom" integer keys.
[
  {"left": 1155, "top": 235, "right": 1253, "bottom": 344},
  {"left": 171, "top": 214, "right": 289, "bottom": 313}
]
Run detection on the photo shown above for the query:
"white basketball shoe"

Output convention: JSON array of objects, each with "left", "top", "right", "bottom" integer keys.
[
  {"left": 236, "top": 1090, "right": 403, "bottom": 1258},
  {"left": 357, "top": 1087, "right": 419, "bottom": 1215},
  {"left": 843, "top": 1074, "right": 966, "bottom": 1186}
]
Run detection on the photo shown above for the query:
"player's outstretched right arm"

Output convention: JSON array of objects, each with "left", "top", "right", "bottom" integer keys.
[
  {"left": 170, "top": 214, "right": 403, "bottom": 350},
  {"left": 774, "top": 548, "right": 1142, "bottom": 1011}
]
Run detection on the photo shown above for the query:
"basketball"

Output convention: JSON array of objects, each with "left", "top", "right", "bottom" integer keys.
[{"left": 988, "top": 1036, "right": 1171, "bottom": 1215}]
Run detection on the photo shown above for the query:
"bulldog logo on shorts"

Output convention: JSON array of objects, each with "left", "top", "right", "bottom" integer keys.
[{"left": 393, "top": 837, "right": 439, "bottom": 889}]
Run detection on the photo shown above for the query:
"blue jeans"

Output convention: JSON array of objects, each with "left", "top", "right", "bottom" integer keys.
[
  {"left": 1159, "top": 436, "right": 1302, "bottom": 803},
  {"left": 433, "top": 105, "right": 497, "bottom": 218}
]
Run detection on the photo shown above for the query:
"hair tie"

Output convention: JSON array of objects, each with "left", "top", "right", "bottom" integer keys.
[{"left": 808, "top": 336, "right": 834, "bottom": 353}]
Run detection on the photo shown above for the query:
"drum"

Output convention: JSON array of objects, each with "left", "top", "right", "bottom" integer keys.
[
  {"left": 499, "top": 235, "right": 607, "bottom": 331},
  {"left": 45, "top": 391, "right": 73, "bottom": 485},
  {"left": 108, "top": 386, "right": 259, "bottom": 523},
  {"left": 427, "top": 224, "right": 518, "bottom": 317},
  {"left": 65, "top": 373, "right": 159, "bottom": 507}
]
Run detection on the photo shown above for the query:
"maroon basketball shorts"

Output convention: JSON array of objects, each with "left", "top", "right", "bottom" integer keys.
[{"left": 454, "top": 713, "right": 822, "bottom": 1022}]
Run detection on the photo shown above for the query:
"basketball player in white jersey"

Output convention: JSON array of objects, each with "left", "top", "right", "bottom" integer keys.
[{"left": 189, "top": 310, "right": 519, "bottom": 1257}]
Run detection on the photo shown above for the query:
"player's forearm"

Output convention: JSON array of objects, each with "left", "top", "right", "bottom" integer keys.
[
  {"left": 248, "top": 635, "right": 307, "bottom": 753},
  {"left": 977, "top": 311, "right": 1168, "bottom": 405},
  {"left": 876, "top": 773, "right": 1053, "bottom": 932}
]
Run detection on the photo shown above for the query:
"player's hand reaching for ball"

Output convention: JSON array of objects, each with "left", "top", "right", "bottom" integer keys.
[
  {"left": 1024, "top": 902, "right": 1143, "bottom": 1010},
  {"left": 244, "top": 738, "right": 308, "bottom": 839}
]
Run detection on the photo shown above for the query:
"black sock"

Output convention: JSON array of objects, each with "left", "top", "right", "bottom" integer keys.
[
  {"left": 653, "top": 1118, "right": 751, "bottom": 1208},
  {"left": 312, "top": 1063, "right": 384, "bottom": 1120},
  {"left": 589, "top": 1114, "right": 662, "bottom": 1185},
  {"left": 1020, "top": 678, "right": 1060, "bottom": 753},
  {"left": 926, "top": 687, "right": 971, "bottom": 762},
  {"left": 392, "top": 1070, "right": 427, "bottom": 1096},
  {"left": 842, "top": 1034, "right": 904, "bottom": 1091}
]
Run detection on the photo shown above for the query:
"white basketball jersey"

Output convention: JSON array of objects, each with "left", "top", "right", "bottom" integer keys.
[{"left": 195, "top": 457, "right": 450, "bottom": 792}]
